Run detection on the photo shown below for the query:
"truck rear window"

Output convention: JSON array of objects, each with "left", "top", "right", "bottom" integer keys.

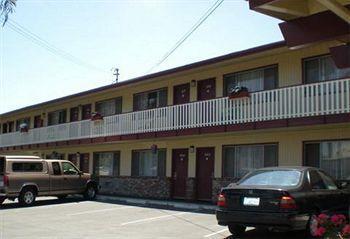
[
  {"left": 239, "top": 170, "right": 302, "bottom": 187},
  {"left": 12, "top": 162, "right": 43, "bottom": 172}
]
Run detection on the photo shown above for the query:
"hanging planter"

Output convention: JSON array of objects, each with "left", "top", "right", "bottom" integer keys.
[
  {"left": 229, "top": 86, "right": 250, "bottom": 99},
  {"left": 19, "top": 123, "right": 29, "bottom": 133},
  {"left": 91, "top": 112, "right": 104, "bottom": 122}
]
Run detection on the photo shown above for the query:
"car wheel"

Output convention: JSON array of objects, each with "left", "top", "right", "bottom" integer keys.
[
  {"left": 84, "top": 184, "right": 97, "bottom": 200},
  {"left": 228, "top": 224, "right": 246, "bottom": 237},
  {"left": 19, "top": 188, "right": 36, "bottom": 206},
  {"left": 306, "top": 214, "right": 318, "bottom": 237},
  {"left": 57, "top": 195, "right": 68, "bottom": 200}
]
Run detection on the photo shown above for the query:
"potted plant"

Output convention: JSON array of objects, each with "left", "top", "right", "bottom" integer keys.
[
  {"left": 310, "top": 213, "right": 350, "bottom": 238},
  {"left": 19, "top": 123, "right": 29, "bottom": 133},
  {"left": 91, "top": 112, "right": 104, "bottom": 121},
  {"left": 229, "top": 86, "right": 250, "bottom": 99}
]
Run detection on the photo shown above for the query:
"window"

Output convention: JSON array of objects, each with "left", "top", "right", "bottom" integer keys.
[
  {"left": 16, "top": 117, "right": 30, "bottom": 131},
  {"left": 2, "top": 123, "right": 7, "bottom": 134},
  {"left": 95, "top": 98, "right": 122, "bottom": 117},
  {"left": 62, "top": 162, "right": 79, "bottom": 175},
  {"left": 131, "top": 149, "right": 166, "bottom": 177},
  {"left": 303, "top": 55, "right": 350, "bottom": 83},
  {"left": 239, "top": 170, "right": 301, "bottom": 187},
  {"left": 68, "top": 154, "right": 78, "bottom": 166},
  {"left": 318, "top": 171, "right": 338, "bottom": 190},
  {"left": 48, "top": 109, "right": 67, "bottom": 126},
  {"left": 12, "top": 162, "right": 43, "bottom": 172},
  {"left": 52, "top": 162, "right": 61, "bottom": 175},
  {"left": 34, "top": 115, "right": 43, "bottom": 128},
  {"left": 223, "top": 144, "right": 278, "bottom": 178},
  {"left": 93, "top": 152, "right": 120, "bottom": 177},
  {"left": 304, "top": 140, "right": 350, "bottom": 180},
  {"left": 133, "top": 88, "right": 167, "bottom": 111},
  {"left": 223, "top": 65, "right": 278, "bottom": 96},
  {"left": 82, "top": 104, "right": 92, "bottom": 120},
  {"left": 309, "top": 170, "right": 326, "bottom": 190},
  {"left": 8, "top": 121, "right": 14, "bottom": 133},
  {"left": 70, "top": 107, "right": 79, "bottom": 122}
]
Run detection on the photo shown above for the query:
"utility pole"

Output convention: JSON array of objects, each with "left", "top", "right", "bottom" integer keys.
[{"left": 112, "top": 68, "right": 120, "bottom": 83}]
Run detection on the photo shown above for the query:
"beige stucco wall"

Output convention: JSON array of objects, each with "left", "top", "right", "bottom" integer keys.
[{"left": 9, "top": 123, "right": 350, "bottom": 178}]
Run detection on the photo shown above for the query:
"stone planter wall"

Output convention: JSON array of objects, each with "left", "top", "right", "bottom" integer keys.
[{"left": 98, "top": 176, "right": 171, "bottom": 199}]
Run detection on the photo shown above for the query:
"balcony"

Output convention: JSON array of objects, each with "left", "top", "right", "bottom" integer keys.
[{"left": 1, "top": 78, "right": 349, "bottom": 148}]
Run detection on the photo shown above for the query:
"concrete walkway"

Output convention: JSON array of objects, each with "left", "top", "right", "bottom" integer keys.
[{"left": 96, "top": 194, "right": 217, "bottom": 213}]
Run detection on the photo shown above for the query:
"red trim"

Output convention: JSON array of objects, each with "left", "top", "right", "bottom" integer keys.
[
  {"left": 325, "top": 114, "right": 350, "bottom": 124},
  {"left": 288, "top": 116, "right": 324, "bottom": 127},
  {"left": 38, "top": 143, "right": 47, "bottom": 149},
  {"left": 48, "top": 142, "right": 56, "bottom": 147},
  {"left": 80, "top": 138, "right": 92, "bottom": 144},
  {"left": 200, "top": 125, "right": 226, "bottom": 134},
  {"left": 138, "top": 132, "right": 156, "bottom": 139},
  {"left": 121, "top": 134, "right": 138, "bottom": 140},
  {"left": 105, "top": 135, "right": 121, "bottom": 142},
  {"left": 68, "top": 139, "right": 80, "bottom": 145},
  {"left": 279, "top": 10, "right": 350, "bottom": 48},
  {"left": 92, "top": 137, "right": 106, "bottom": 143},
  {"left": 177, "top": 128, "right": 200, "bottom": 136},
  {"left": 226, "top": 123, "right": 255, "bottom": 131},
  {"left": 255, "top": 119, "right": 287, "bottom": 129},
  {"left": 57, "top": 141, "right": 68, "bottom": 146},
  {"left": 156, "top": 131, "right": 177, "bottom": 138}
]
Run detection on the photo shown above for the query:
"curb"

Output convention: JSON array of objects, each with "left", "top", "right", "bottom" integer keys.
[{"left": 96, "top": 195, "right": 216, "bottom": 214}]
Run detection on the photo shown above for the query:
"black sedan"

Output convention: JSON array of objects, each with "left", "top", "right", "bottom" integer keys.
[{"left": 216, "top": 167, "right": 350, "bottom": 237}]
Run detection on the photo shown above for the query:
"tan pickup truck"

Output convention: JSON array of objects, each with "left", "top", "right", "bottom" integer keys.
[{"left": 0, "top": 155, "right": 98, "bottom": 206}]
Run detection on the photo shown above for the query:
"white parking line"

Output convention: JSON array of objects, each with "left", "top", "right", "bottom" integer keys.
[
  {"left": 203, "top": 228, "right": 228, "bottom": 238},
  {"left": 120, "top": 212, "right": 188, "bottom": 226},
  {"left": 69, "top": 206, "right": 134, "bottom": 216}
]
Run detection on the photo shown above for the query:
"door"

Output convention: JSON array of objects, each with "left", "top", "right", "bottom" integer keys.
[
  {"left": 49, "top": 161, "right": 65, "bottom": 193},
  {"left": 196, "top": 147, "right": 215, "bottom": 201},
  {"left": 197, "top": 78, "right": 216, "bottom": 101},
  {"left": 172, "top": 149, "right": 189, "bottom": 199},
  {"left": 173, "top": 83, "right": 190, "bottom": 105},
  {"left": 61, "top": 161, "right": 85, "bottom": 191}
]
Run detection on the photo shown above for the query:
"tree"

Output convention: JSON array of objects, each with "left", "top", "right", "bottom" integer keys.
[{"left": 0, "top": 0, "right": 16, "bottom": 26}]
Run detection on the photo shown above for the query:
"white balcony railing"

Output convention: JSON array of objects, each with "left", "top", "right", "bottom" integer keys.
[{"left": 1, "top": 78, "right": 349, "bottom": 147}]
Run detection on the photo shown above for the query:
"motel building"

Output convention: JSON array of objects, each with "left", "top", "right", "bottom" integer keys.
[{"left": 0, "top": 0, "right": 349, "bottom": 203}]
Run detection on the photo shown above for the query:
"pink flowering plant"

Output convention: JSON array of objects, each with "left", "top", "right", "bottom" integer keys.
[{"left": 310, "top": 213, "right": 350, "bottom": 238}]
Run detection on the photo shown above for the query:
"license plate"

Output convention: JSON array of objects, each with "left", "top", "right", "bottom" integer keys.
[{"left": 243, "top": 197, "right": 260, "bottom": 206}]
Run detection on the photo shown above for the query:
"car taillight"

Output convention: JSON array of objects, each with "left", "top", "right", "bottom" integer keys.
[
  {"left": 3, "top": 175, "right": 9, "bottom": 187},
  {"left": 217, "top": 193, "right": 227, "bottom": 207},
  {"left": 280, "top": 196, "right": 297, "bottom": 210}
]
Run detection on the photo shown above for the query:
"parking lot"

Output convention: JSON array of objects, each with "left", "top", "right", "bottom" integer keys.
[{"left": 0, "top": 197, "right": 308, "bottom": 239}]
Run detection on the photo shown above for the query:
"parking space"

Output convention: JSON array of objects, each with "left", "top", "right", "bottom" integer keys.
[{"left": 0, "top": 197, "right": 307, "bottom": 239}]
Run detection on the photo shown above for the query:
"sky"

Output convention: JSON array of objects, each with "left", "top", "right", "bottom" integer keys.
[{"left": 0, "top": 0, "right": 283, "bottom": 114}]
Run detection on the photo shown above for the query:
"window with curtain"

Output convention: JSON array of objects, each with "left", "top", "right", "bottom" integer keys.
[
  {"left": 131, "top": 149, "right": 166, "bottom": 177},
  {"left": 304, "top": 140, "right": 350, "bottom": 180},
  {"left": 95, "top": 98, "right": 122, "bottom": 117},
  {"left": 16, "top": 117, "right": 30, "bottom": 131},
  {"left": 223, "top": 144, "right": 278, "bottom": 178},
  {"left": 48, "top": 109, "right": 67, "bottom": 126},
  {"left": 82, "top": 104, "right": 92, "bottom": 120},
  {"left": 223, "top": 65, "right": 278, "bottom": 96},
  {"left": 303, "top": 55, "right": 350, "bottom": 84},
  {"left": 133, "top": 88, "right": 167, "bottom": 111},
  {"left": 93, "top": 152, "right": 120, "bottom": 177}
]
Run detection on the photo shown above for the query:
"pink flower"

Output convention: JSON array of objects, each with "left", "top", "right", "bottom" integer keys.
[
  {"left": 343, "top": 224, "right": 350, "bottom": 236},
  {"left": 314, "top": 227, "right": 326, "bottom": 237},
  {"left": 330, "top": 214, "right": 345, "bottom": 225},
  {"left": 317, "top": 213, "right": 329, "bottom": 224}
]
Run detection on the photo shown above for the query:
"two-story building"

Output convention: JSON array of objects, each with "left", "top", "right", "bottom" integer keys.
[{"left": 1, "top": 1, "right": 349, "bottom": 203}]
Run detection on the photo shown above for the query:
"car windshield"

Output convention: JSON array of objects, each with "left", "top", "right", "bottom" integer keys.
[{"left": 239, "top": 170, "right": 302, "bottom": 187}]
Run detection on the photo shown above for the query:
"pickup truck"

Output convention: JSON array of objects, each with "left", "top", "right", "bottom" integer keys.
[{"left": 0, "top": 155, "right": 98, "bottom": 206}]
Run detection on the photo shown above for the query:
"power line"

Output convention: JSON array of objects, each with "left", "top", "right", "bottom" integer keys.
[
  {"left": 4, "top": 19, "right": 107, "bottom": 73},
  {"left": 147, "top": 0, "right": 225, "bottom": 74}
]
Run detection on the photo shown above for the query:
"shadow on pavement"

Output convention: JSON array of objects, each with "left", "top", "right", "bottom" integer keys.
[
  {"left": 224, "top": 229, "right": 310, "bottom": 239},
  {"left": 0, "top": 197, "right": 85, "bottom": 210}
]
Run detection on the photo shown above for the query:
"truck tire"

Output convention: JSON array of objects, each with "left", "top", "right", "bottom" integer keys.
[
  {"left": 228, "top": 224, "right": 246, "bottom": 237},
  {"left": 19, "top": 187, "right": 36, "bottom": 206},
  {"left": 84, "top": 184, "right": 97, "bottom": 200}
]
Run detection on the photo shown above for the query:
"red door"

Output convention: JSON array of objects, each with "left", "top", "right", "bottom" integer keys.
[
  {"left": 196, "top": 147, "right": 214, "bottom": 201},
  {"left": 172, "top": 149, "right": 189, "bottom": 199},
  {"left": 173, "top": 83, "right": 190, "bottom": 105},
  {"left": 197, "top": 78, "right": 216, "bottom": 101}
]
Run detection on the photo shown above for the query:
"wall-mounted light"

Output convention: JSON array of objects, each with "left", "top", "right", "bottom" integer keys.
[
  {"left": 189, "top": 145, "right": 195, "bottom": 153},
  {"left": 190, "top": 80, "right": 196, "bottom": 87}
]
